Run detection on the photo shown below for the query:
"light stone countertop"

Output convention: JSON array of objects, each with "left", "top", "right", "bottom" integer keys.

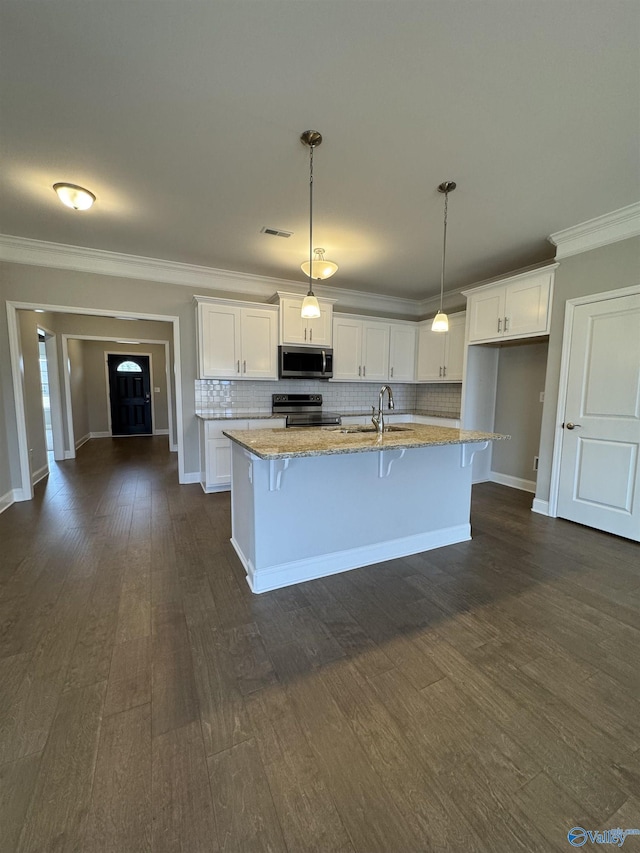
[{"left": 223, "top": 424, "right": 508, "bottom": 460}]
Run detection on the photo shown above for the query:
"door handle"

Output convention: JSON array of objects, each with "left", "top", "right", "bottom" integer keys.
[
  {"left": 144, "top": 393, "right": 151, "bottom": 402},
  {"left": 321, "top": 350, "right": 326, "bottom": 375},
  {"left": 564, "top": 422, "right": 582, "bottom": 430}
]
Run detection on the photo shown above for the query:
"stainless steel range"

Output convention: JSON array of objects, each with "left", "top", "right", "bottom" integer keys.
[{"left": 272, "top": 394, "right": 341, "bottom": 428}]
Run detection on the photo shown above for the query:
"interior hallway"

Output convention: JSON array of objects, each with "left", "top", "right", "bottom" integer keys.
[{"left": 1, "top": 437, "right": 639, "bottom": 852}]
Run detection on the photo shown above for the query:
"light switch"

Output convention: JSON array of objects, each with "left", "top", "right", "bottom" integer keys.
[{"left": 154, "top": 387, "right": 160, "bottom": 393}]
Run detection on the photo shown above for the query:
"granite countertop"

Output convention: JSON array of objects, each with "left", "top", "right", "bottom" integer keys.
[
  {"left": 223, "top": 424, "right": 507, "bottom": 460},
  {"left": 196, "top": 410, "right": 459, "bottom": 421}
]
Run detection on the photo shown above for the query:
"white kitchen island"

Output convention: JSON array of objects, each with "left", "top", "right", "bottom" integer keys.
[{"left": 224, "top": 424, "right": 506, "bottom": 593}]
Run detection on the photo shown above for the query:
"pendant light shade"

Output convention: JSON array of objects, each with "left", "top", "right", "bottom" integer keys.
[
  {"left": 301, "top": 293, "right": 321, "bottom": 319},
  {"left": 53, "top": 182, "right": 96, "bottom": 210},
  {"left": 301, "top": 248, "right": 338, "bottom": 280},
  {"left": 300, "top": 130, "right": 332, "bottom": 319},
  {"left": 432, "top": 180, "right": 456, "bottom": 333}
]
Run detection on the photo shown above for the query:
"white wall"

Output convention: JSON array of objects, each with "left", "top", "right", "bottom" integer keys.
[
  {"left": 536, "top": 236, "right": 640, "bottom": 503},
  {"left": 68, "top": 338, "right": 90, "bottom": 446}
]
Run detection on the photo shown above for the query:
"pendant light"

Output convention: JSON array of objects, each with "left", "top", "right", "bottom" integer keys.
[
  {"left": 301, "top": 248, "right": 338, "bottom": 280},
  {"left": 53, "top": 182, "right": 96, "bottom": 210},
  {"left": 432, "top": 180, "right": 456, "bottom": 332},
  {"left": 300, "top": 130, "right": 324, "bottom": 319}
]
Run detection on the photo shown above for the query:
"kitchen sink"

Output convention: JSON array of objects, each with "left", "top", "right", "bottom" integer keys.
[{"left": 330, "top": 425, "right": 413, "bottom": 434}]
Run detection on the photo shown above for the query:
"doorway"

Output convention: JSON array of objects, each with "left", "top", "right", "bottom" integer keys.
[
  {"left": 107, "top": 354, "right": 153, "bottom": 436},
  {"left": 38, "top": 332, "right": 53, "bottom": 452},
  {"left": 554, "top": 289, "right": 640, "bottom": 541}
]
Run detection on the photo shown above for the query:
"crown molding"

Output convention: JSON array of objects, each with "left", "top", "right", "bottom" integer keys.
[
  {"left": 0, "top": 233, "right": 422, "bottom": 318},
  {"left": 549, "top": 202, "right": 640, "bottom": 259}
]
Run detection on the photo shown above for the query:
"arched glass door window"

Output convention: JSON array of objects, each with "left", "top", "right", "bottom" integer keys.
[{"left": 116, "top": 360, "right": 143, "bottom": 373}]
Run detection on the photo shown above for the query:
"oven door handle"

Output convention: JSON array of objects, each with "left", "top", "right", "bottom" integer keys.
[{"left": 321, "top": 349, "right": 326, "bottom": 375}]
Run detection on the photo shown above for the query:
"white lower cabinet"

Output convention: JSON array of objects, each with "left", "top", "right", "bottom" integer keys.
[{"left": 200, "top": 418, "right": 286, "bottom": 492}]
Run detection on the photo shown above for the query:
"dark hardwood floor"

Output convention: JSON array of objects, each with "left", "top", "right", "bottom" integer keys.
[{"left": 1, "top": 437, "right": 639, "bottom": 852}]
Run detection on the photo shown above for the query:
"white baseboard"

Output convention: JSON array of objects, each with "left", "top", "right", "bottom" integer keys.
[
  {"left": 31, "top": 464, "right": 49, "bottom": 486},
  {"left": 489, "top": 471, "right": 536, "bottom": 493},
  {"left": 0, "top": 489, "right": 18, "bottom": 514},
  {"left": 170, "top": 443, "right": 178, "bottom": 453},
  {"left": 531, "top": 498, "right": 550, "bottom": 516},
  {"left": 180, "top": 472, "right": 201, "bottom": 485},
  {"left": 154, "top": 428, "right": 169, "bottom": 435},
  {"left": 200, "top": 482, "right": 231, "bottom": 494},
  {"left": 232, "top": 523, "right": 472, "bottom": 594},
  {"left": 75, "top": 432, "right": 90, "bottom": 450},
  {"left": 90, "top": 431, "right": 111, "bottom": 439}
]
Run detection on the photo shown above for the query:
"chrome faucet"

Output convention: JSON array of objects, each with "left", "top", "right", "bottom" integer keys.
[{"left": 371, "top": 385, "right": 395, "bottom": 434}]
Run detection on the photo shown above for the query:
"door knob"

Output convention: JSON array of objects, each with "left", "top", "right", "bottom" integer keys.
[{"left": 565, "top": 422, "right": 582, "bottom": 430}]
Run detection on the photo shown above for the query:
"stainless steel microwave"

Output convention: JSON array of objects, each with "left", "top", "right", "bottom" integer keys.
[{"left": 278, "top": 346, "right": 333, "bottom": 379}]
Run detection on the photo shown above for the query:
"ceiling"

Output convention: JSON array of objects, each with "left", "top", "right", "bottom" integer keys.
[{"left": 1, "top": 1, "right": 638, "bottom": 301}]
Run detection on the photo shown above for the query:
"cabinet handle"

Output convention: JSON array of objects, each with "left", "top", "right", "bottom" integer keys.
[
  {"left": 497, "top": 318, "right": 502, "bottom": 333},
  {"left": 390, "top": 367, "right": 394, "bottom": 378},
  {"left": 243, "top": 360, "right": 246, "bottom": 373},
  {"left": 304, "top": 328, "right": 307, "bottom": 341},
  {"left": 358, "top": 366, "right": 361, "bottom": 377},
  {"left": 504, "top": 316, "right": 509, "bottom": 332},
  {"left": 443, "top": 366, "right": 447, "bottom": 377},
  {"left": 439, "top": 366, "right": 442, "bottom": 377},
  {"left": 363, "top": 365, "right": 366, "bottom": 377},
  {"left": 237, "top": 360, "right": 240, "bottom": 373},
  {"left": 309, "top": 328, "right": 313, "bottom": 341}
]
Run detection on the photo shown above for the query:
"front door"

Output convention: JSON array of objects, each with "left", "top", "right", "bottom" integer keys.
[
  {"left": 107, "top": 354, "right": 152, "bottom": 436},
  {"left": 557, "top": 292, "right": 640, "bottom": 541}
]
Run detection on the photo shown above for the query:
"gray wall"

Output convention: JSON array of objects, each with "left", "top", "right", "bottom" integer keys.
[
  {"left": 492, "top": 341, "right": 548, "bottom": 483},
  {"left": 68, "top": 338, "right": 89, "bottom": 445},
  {"left": 18, "top": 310, "right": 48, "bottom": 479},
  {"left": 536, "top": 236, "right": 640, "bottom": 503},
  {"left": 83, "top": 340, "right": 169, "bottom": 433}
]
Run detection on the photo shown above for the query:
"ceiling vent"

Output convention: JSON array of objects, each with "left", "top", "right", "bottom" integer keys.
[{"left": 261, "top": 226, "right": 293, "bottom": 238}]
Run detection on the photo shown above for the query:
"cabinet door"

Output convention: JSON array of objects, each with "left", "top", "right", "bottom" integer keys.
[
  {"left": 240, "top": 308, "right": 278, "bottom": 379},
  {"left": 199, "top": 303, "right": 241, "bottom": 378},
  {"left": 467, "top": 289, "right": 505, "bottom": 342},
  {"left": 443, "top": 314, "right": 466, "bottom": 381},
  {"left": 416, "top": 325, "right": 445, "bottom": 381},
  {"left": 306, "top": 304, "right": 332, "bottom": 346},
  {"left": 204, "top": 419, "right": 247, "bottom": 489},
  {"left": 504, "top": 273, "right": 551, "bottom": 338},
  {"left": 280, "top": 298, "right": 307, "bottom": 345},
  {"left": 333, "top": 318, "right": 363, "bottom": 380},
  {"left": 389, "top": 325, "right": 416, "bottom": 382},
  {"left": 361, "top": 322, "right": 390, "bottom": 381}
]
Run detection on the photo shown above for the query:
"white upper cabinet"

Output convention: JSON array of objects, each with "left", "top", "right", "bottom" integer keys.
[
  {"left": 416, "top": 312, "right": 465, "bottom": 382},
  {"left": 274, "top": 292, "right": 334, "bottom": 346},
  {"left": 464, "top": 266, "right": 556, "bottom": 344},
  {"left": 196, "top": 297, "right": 278, "bottom": 380},
  {"left": 388, "top": 324, "right": 417, "bottom": 382},
  {"left": 333, "top": 316, "right": 390, "bottom": 381}
]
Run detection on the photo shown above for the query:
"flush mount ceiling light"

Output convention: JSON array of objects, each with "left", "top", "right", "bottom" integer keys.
[
  {"left": 300, "top": 130, "right": 335, "bottom": 319},
  {"left": 432, "top": 180, "right": 456, "bottom": 333},
  {"left": 300, "top": 248, "right": 338, "bottom": 281},
  {"left": 53, "top": 182, "right": 96, "bottom": 210}
]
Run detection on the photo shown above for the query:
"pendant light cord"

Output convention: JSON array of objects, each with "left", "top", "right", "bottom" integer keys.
[
  {"left": 439, "top": 188, "right": 448, "bottom": 313},
  {"left": 308, "top": 143, "right": 314, "bottom": 295}
]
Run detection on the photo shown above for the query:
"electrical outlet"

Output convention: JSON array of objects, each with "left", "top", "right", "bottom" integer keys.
[
  {"left": 539, "top": 391, "right": 545, "bottom": 403},
  {"left": 533, "top": 456, "right": 539, "bottom": 471}
]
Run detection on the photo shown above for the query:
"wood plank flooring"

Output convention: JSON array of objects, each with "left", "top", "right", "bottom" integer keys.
[{"left": 1, "top": 436, "right": 639, "bottom": 852}]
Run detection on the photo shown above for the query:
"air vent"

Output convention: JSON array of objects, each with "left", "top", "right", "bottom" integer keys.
[{"left": 261, "top": 226, "right": 293, "bottom": 238}]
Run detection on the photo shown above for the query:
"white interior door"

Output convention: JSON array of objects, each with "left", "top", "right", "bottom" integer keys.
[{"left": 557, "top": 293, "right": 640, "bottom": 541}]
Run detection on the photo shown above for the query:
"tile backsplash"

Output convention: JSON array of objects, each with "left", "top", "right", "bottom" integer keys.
[{"left": 195, "top": 379, "right": 461, "bottom": 418}]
